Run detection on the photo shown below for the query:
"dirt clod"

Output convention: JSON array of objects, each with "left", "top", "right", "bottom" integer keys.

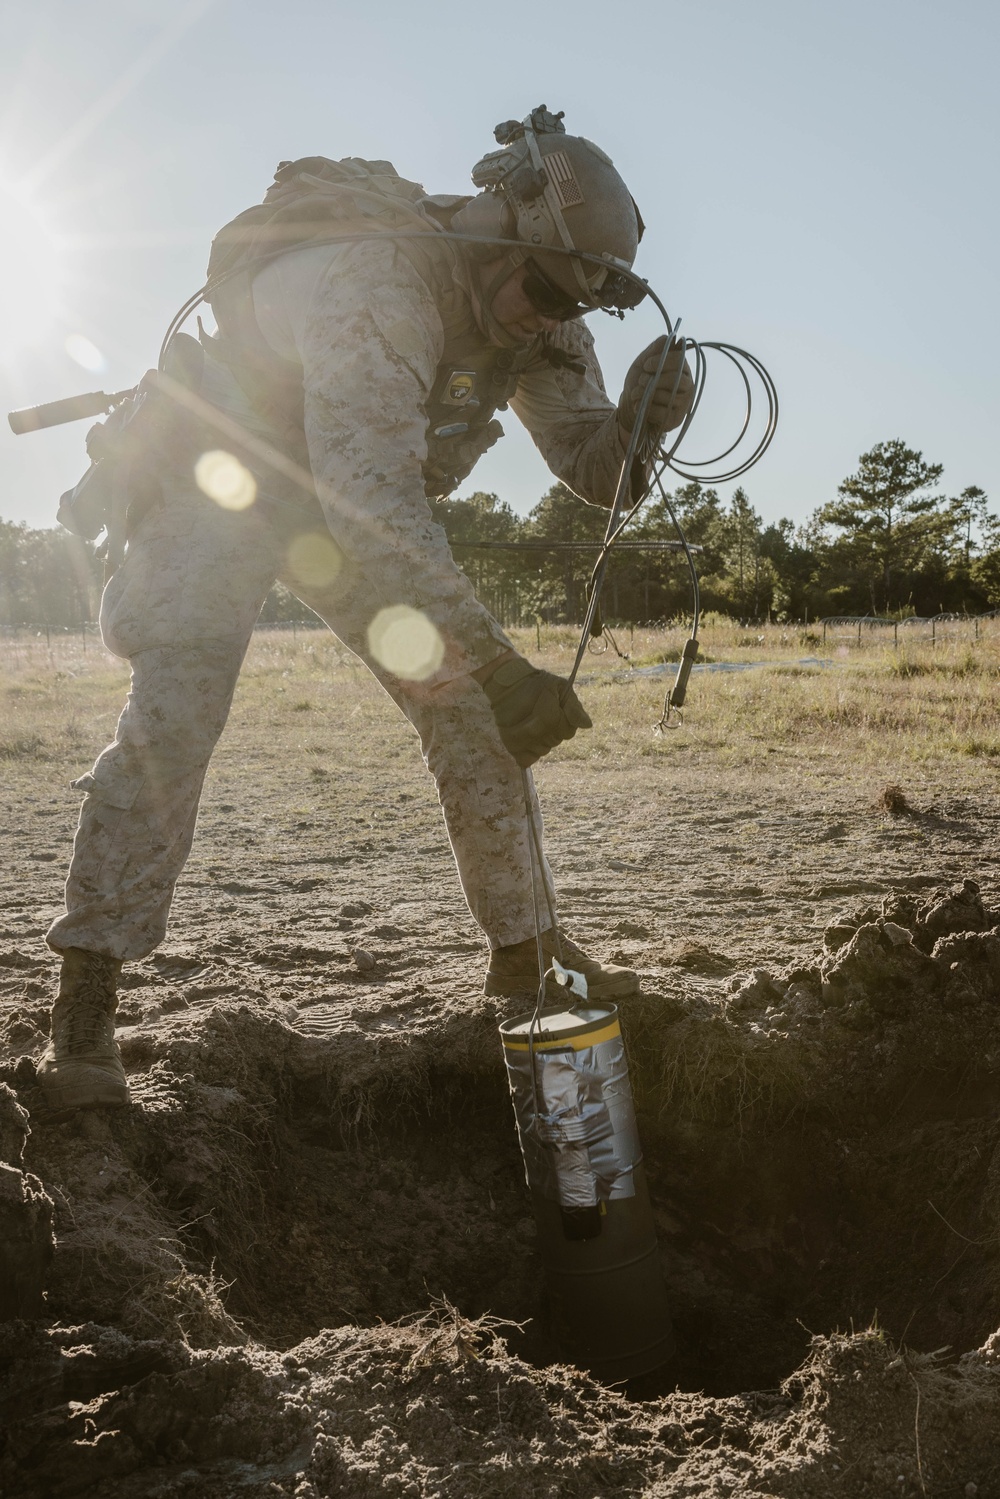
[
  {"left": 660, "top": 937, "right": 734, "bottom": 975},
  {"left": 873, "top": 782, "right": 913, "bottom": 814}
]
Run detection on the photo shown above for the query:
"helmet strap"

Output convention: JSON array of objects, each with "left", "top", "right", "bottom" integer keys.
[{"left": 470, "top": 249, "right": 530, "bottom": 349}]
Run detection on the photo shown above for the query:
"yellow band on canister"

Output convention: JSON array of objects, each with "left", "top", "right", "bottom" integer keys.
[{"left": 501, "top": 1018, "right": 621, "bottom": 1053}]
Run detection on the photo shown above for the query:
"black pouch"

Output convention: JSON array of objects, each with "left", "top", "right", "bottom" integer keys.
[
  {"left": 57, "top": 334, "right": 207, "bottom": 547},
  {"left": 57, "top": 395, "right": 145, "bottom": 542}
]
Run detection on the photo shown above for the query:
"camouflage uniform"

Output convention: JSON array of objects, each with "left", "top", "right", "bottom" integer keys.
[{"left": 47, "top": 241, "right": 629, "bottom": 962}]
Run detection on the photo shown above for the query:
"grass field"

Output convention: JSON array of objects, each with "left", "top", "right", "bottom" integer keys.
[
  {"left": 4, "top": 618, "right": 1000, "bottom": 773},
  {"left": 4, "top": 614, "right": 997, "bottom": 978}
]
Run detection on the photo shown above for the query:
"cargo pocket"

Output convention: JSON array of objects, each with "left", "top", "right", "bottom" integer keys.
[{"left": 72, "top": 745, "right": 147, "bottom": 812}]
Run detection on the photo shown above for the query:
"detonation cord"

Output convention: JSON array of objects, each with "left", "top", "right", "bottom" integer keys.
[
  {"left": 588, "top": 625, "right": 630, "bottom": 661},
  {"left": 518, "top": 341, "right": 688, "bottom": 1079},
  {"left": 522, "top": 765, "right": 550, "bottom": 1128}
]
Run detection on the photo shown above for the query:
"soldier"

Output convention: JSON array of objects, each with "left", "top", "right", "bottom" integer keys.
[{"left": 38, "top": 106, "right": 693, "bottom": 1112}]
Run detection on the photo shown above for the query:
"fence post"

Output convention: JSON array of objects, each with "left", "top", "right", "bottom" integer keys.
[
  {"left": 858, "top": 619, "right": 862, "bottom": 647},
  {"left": 932, "top": 617, "right": 936, "bottom": 648}
]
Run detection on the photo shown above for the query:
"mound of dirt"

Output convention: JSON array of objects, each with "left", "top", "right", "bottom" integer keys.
[{"left": 4, "top": 877, "right": 1000, "bottom": 1495}]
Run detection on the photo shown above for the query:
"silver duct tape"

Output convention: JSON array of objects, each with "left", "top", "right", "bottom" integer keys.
[{"left": 504, "top": 1033, "right": 640, "bottom": 1209}]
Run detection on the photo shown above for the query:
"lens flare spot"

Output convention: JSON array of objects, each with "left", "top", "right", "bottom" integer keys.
[
  {"left": 368, "top": 605, "right": 445, "bottom": 681},
  {"left": 285, "top": 531, "right": 343, "bottom": 589},
  {"left": 194, "top": 450, "right": 257, "bottom": 511},
  {"left": 65, "top": 334, "right": 106, "bottom": 373}
]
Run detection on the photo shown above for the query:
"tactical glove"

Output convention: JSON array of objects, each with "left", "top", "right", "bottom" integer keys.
[
  {"left": 619, "top": 335, "right": 695, "bottom": 439},
  {"left": 482, "top": 656, "right": 592, "bottom": 768}
]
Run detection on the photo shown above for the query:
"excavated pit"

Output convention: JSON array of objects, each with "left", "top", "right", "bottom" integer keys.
[
  {"left": 8, "top": 878, "right": 1000, "bottom": 1390},
  {"left": 83, "top": 1050, "right": 1000, "bottom": 1403},
  {"left": 5, "top": 876, "right": 1000, "bottom": 1495}
]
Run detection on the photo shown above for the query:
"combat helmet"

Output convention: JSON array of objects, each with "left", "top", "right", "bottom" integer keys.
[{"left": 454, "top": 105, "right": 646, "bottom": 327}]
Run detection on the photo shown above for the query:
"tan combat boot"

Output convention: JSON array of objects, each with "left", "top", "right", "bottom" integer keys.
[
  {"left": 37, "top": 949, "right": 128, "bottom": 1111},
  {"left": 484, "top": 930, "right": 639, "bottom": 1002}
]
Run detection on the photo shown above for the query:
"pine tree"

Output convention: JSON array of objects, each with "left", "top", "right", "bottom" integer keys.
[{"left": 818, "top": 440, "right": 946, "bottom": 613}]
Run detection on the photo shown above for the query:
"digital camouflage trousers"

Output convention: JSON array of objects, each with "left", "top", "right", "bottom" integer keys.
[{"left": 46, "top": 486, "right": 553, "bottom": 961}]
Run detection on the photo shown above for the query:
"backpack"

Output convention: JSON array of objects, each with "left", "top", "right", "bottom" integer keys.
[
  {"left": 206, "top": 155, "right": 456, "bottom": 289},
  {"left": 205, "top": 155, "right": 462, "bottom": 406}
]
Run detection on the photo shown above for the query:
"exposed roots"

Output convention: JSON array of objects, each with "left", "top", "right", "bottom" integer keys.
[{"left": 403, "top": 1295, "right": 527, "bottom": 1371}]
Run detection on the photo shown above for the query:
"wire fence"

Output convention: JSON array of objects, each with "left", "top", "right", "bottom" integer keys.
[
  {"left": 5, "top": 611, "right": 1000, "bottom": 677},
  {"left": 820, "top": 612, "right": 1000, "bottom": 647}
]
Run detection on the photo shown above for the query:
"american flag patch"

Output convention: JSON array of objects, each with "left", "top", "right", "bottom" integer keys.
[{"left": 544, "top": 150, "right": 585, "bottom": 209}]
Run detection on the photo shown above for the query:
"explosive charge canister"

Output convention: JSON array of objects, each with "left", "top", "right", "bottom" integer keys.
[{"left": 499, "top": 1003, "right": 674, "bottom": 1382}]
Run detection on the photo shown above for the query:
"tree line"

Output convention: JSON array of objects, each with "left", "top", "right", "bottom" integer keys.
[
  {"left": 0, "top": 439, "right": 995, "bottom": 629},
  {"left": 439, "top": 438, "right": 998, "bottom": 625}
]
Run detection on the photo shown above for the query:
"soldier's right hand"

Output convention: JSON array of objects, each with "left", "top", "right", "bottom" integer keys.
[{"left": 480, "top": 655, "right": 592, "bottom": 768}]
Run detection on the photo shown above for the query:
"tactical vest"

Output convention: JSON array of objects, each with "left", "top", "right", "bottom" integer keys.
[{"left": 204, "top": 156, "right": 539, "bottom": 500}]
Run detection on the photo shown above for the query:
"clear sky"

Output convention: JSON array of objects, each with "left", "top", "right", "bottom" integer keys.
[{"left": 1, "top": 0, "right": 997, "bottom": 531}]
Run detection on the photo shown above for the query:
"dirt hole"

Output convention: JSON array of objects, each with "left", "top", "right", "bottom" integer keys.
[
  {"left": 9, "top": 877, "right": 1000, "bottom": 1404},
  {"left": 164, "top": 1058, "right": 1000, "bottom": 1400}
]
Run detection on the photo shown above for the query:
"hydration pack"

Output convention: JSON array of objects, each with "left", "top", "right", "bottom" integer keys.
[{"left": 206, "top": 155, "right": 454, "bottom": 292}]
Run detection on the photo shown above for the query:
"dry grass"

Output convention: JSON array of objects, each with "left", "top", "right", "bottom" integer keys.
[
  {"left": 3, "top": 619, "right": 1000, "bottom": 781},
  {"left": 626, "top": 992, "right": 814, "bottom": 1131},
  {"left": 506, "top": 621, "right": 1000, "bottom": 772}
]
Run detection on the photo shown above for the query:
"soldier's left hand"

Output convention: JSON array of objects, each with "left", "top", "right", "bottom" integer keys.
[{"left": 619, "top": 335, "right": 695, "bottom": 440}]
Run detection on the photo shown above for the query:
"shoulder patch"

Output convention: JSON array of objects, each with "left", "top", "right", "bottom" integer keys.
[{"left": 443, "top": 371, "right": 476, "bottom": 405}]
